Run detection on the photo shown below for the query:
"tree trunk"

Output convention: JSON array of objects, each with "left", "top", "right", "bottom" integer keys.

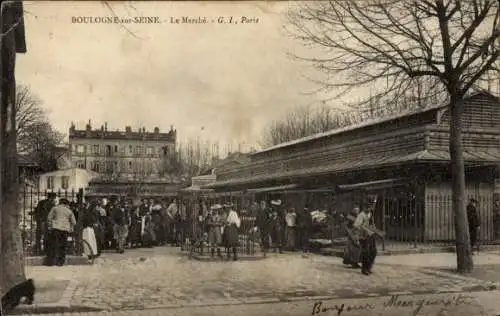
[
  {"left": 449, "top": 95, "right": 473, "bottom": 273},
  {"left": 1, "top": 1, "right": 26, "bottom": 293}
]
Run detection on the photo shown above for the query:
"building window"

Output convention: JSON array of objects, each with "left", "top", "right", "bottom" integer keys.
[
  {"left": 47, "top": 176, "right": 54, "bottom": 190},
  {"left": 93, "top": 145, "right": 100, "bottom": 154},
  {"left": 92, "top": 162, "right": 100, "bottom": 172},
  {"left": 87, "top": 145, "right": 92, "bottom": 153},
  {"left": 146, "top": 146, "right": 153, "bottom": 155},
  {"left": 77, "top": 161, "right": 85, "bottom": 169},
  {"left": 136, "top": 146, "right": 142, "bottom": 155},
  {"left": 77, "top": 145, "right": 85, "bottom": 153},
  {"left": 163, "top": 146, "right": 169, "bottom": 156},
  {"left": 61, "top": 176, "right": 69, "bottom": 190},
  {"left": 106, "top": 145, "right": 112, "bottom": 156},
  {"left": 72, "top": 144, "right": 77, "bottom": 153},
  {"left": 114, "top": 145, "right": 118, "bottom": 153},
  {"left": 129, "top": 145, "right": 133, "bottom": 155},
  {"left": 128, "top": 161, "right": 133, "bottom": 170}
]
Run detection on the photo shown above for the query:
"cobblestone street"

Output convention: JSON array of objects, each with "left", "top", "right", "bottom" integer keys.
[{"left": 23, "top": 248, "right": 497, "bottom": 312}]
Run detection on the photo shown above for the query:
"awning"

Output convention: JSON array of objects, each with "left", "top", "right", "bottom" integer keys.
[
  {"left": 205, "top": 149, "right": 500, "bottom": 189},
  {"left": 337, "top": 178, "right": 410, "bottom": 191},
  {"left": 246, "top": 183, "right": 299, "bottom": 193},
  {"left": 180, "top": 185, "right": 214, "bottom": 192},
  {"left": 85, "top": 192, "right": 178, "bottom": 197}
]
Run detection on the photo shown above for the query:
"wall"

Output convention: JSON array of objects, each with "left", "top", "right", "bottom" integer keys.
[
  {"left": 69, "top": 137, "right": 176, "bottom": 179},
  {"left": 430, "top": 93, "right": 500, "bottom": 152},
  {"left": 38, "top": 168, "right": 93, "bottom": 193},
  {"left": 425, "top": 181, "right": 495, "bottom": 241}
]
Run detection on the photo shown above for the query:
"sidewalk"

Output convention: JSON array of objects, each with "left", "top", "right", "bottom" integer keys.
[
  {"left": 13, "top": 290, "right": 500, "bottom": 316},
  {"left": 13, "top": 248, "right": 500, "bottom": 315}
]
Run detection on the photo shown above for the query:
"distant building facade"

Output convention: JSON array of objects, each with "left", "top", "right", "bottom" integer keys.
[
  {"left": 38, "top": 167, "right": 100, "bottom": 193},
  {"left": 68, "top": 121, "right": 177, "bottom": 181}
]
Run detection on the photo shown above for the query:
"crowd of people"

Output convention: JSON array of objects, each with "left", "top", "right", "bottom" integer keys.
[
  {"left": 30, "top": 194, "right": 319, "bottom": 264},
  {"left": 30, "top": 192, "right": 382, "bottom": 275}
]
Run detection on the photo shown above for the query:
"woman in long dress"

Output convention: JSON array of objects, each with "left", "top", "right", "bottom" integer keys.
[
  {"left": 129, "top": 207, "right": 143, "bottom": 248},
  {"left": 80, "top": 202, "right": 99, "bottom": 261},
  {"left": 342, "top": 207, "right": 361, "bottom": 269},
  {"left": 223, "top": 203, "right": 241, "bottom": 261}
]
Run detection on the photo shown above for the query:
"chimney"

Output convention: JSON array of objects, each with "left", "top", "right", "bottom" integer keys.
[
  {"left": 86, "top": 119, "right": 91, "bottom": 131},
  {"left": 143, "top": 127, "right": 146, "bottom": 133},
  {"left": 170, "top": 125, "right": 174, "bottom": 132},
  {"left": 104, "top": 122, "right": 108, "bottom": 131},
  {"left": 154, "top": 127, "right": 159, "bottom": 134},
  {"left": 101, "top": 125, "right": 104, "bottom": 132},
  {"left": 138, "top": 127, "right": 141, "bottom": 133},
  {"left": 125, "top": 126, "right": 131, "bottom": 133}
]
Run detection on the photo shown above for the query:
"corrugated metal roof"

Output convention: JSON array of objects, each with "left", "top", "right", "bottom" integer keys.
[{"left": 255, "top": 91, "right": 498, "bottom": 156}]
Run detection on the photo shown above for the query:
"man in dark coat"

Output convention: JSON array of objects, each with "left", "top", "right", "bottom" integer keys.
[
  {"left": 30, "top": 192, "right": 57, "bottom": 255},
  {"left": 110, "top": 196, "right": 129, "bottom": 253},
  {"left": 256, "top": 200, "right": 271, "bottom": 257},
  {"left": 269, "top": 200, "right": 285, "bottom": 253},
  {"left": 467, "top": 198, "right": 480, "bottom": 253},
  {"left": 296, "top": 206, "right": 312, "bottom": 253}
]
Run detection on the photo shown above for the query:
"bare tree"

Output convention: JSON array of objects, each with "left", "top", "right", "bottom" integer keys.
[
  {"left": 288, "top": 0, "right": 499, "bottom": 273},
  {"left": 15, "top": 84, "right": 45, "bottom": 142},
  {"left": 158, "top": 149, "right": 184, "bottom": 182},
  {"left": 14, "top": 84, "right": 65, "bottom": 171},
  {"left": 261, "top": 102, "right": 378, "bottom": 146},
  {"left": 177, "top": 139, "right": 213, "bottom": 178},
  {"left": 18, "top": 120, "right": 65, "bottom": 172}
]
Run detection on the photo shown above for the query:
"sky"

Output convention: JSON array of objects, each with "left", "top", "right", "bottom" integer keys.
[{"left": 17, "top": 1, "right": 321, "bottom": 151}]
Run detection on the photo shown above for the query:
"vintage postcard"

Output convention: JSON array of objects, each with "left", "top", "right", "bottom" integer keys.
[{"left": 1, "top": 1, "right": 500, "bottom": 315}]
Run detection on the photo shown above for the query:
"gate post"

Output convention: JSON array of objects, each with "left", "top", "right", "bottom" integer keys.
[{"left": 382, "top": 196, "right": 386, "bottom": 251}]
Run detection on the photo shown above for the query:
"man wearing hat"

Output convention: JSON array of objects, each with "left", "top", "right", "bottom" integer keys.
[
  {"left": 269, "top": 199, "right": 285, "bottom": 254},
  {"left": 46, "top": 198, "right": 77, "bottom": 266},
  {"left": 207, "top": 204, "right": 223, "bottom": 258},
  {"left": 31, "top": 192, "right": 57, "bottom": 255},
  {"left": 110, "top": 196, "right": 129, "bottom": 253},
  {"left": 467, "top": 198, "right": 480, "bottom": 254},
  {"left": 255, "top": 201, "right": 269, "bottom": 256}
]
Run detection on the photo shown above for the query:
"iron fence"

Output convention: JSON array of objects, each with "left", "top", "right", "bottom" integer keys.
[
  {"left": 181, "top": 214, "right": 259, "bottom": 258},
  {"left": 19, "top": 185, "right": 84, "bottom": 257},
  {"left": 179, "top": 189, "right": 500, "bottom": 254}
]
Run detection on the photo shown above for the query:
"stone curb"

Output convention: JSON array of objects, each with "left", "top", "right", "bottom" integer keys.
[
  {"left": 13, "top": 288, "right": 500, "bottom": 314},
  {"left": 319, "top": 244, "right": 500, "bottom": 257},
  {"left": 189, "top": 254, "right": 266, "bottom": 262},
  {"left": 26, "top": 256, "right": 91, "bottom": 266},
  {"left": 68, "top": 289, "right": 500, "bottom": 313},
  {"left": 418, "top": 267, "right": 500, "bottom": 289}
]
